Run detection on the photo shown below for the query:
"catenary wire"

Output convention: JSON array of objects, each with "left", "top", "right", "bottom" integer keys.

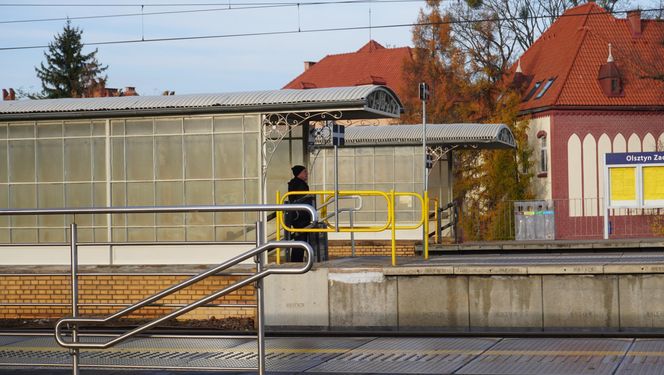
[{"left": 0, "top": 7, "right": 661, "bottom": 51}]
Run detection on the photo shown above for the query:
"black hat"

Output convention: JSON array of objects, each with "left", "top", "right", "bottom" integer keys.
[{"left": 291, "top": 165, "right": 306, "bottom": 177}]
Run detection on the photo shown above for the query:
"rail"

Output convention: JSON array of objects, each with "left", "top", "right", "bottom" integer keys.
[{"left": 0, "top": 204, "right": 316, "bottom": 375}]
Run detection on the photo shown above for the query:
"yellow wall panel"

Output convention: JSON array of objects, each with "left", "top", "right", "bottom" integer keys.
[
  {"left": 643, "top": 166, "right": 664, "bottom": 201},
  {"left": 610, "top": 167, "right": 636, "bottom": 201}
]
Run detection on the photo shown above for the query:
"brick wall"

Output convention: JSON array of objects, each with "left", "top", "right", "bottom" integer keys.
[
  {"left": 0, "top": 274, "right": 255, "bottom": 321},
  {"left": 329, "top": 240, "right": 416, "bottom": 258}
]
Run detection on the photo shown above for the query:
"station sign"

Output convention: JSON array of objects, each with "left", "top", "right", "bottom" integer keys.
[
  {"left": 603, "top": 151, "right": 664, "bottom": 239},
  {"left": 605, "top": 152, "right": 664, "bottom": 207}
]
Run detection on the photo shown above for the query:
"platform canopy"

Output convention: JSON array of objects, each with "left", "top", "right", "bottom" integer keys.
[
  {"left": 0, "top": 85, "right": 402, "bottom": 121},
  {"left": 338, "top": 123, "right": 516, "bottom": 149}
]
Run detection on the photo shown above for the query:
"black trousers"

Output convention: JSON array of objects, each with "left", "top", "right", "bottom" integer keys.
[{"left": 289, "top": 232, "right": 308, "bottom": 262}]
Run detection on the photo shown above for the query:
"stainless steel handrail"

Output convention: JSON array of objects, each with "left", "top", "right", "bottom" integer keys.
[
  {"left": 54, "top": 240, "right": 312, "bottom": 349},
  {"left": 0, "top": 204, "right": 317, "bottom": 375}
]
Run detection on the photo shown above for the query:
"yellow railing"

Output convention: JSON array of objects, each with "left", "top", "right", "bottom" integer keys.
[{"left": 275, "top": 189, "right": 430, "bottom": 266}]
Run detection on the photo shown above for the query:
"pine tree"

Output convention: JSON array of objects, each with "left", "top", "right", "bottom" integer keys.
[{"left": 35, "top": 20, "right": 107, "bottom": 98}]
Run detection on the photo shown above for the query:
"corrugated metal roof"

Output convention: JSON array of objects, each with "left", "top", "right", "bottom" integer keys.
[
  {"left": 341, "top": 123, "right": 516, "bottom": 149},
  {"left": 0, "top": 85, "right": 401, "bottom": 119}
]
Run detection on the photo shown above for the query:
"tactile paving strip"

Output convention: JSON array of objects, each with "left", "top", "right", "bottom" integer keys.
[
  {"left": 615, "top": 339, "right": 664, "bottom": 375},
  {"left": 456, "top": 338, "right": 632, "bottom": 375},
  {"left": 307, "top": 337, "right": 500, "bottom": 374},
  {"left": 190, "top": 336, "right": 373, "bottom": 372}
]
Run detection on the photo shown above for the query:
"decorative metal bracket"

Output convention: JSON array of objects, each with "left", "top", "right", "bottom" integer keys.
[{"left": 261, "top": 111, "right": 343, "bottom": 180}]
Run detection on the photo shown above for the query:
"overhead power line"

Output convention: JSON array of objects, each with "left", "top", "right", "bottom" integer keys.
[
  {"left": 0, "top": 0, "right": 424, "bottom": 7},
  {"left": 0, "top": 7, "right": 662, "bottom": 52},
  {"left": 0, "top": 0, "right": 424, "bottom": 25}
]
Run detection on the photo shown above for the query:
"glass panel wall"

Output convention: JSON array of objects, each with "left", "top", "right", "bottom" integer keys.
[
  {"left": 0, "top": 114, "right": 261, "bottom": 243},
  {"left": 310, "top": 145, "right": 424, "bottom": 226}
]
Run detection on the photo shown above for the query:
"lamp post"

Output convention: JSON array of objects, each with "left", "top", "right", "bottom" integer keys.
[{"left": 419, "top": 83, "right": 430, "bottom": 259}]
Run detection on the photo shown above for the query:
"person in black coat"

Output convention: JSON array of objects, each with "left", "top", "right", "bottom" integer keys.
[{"left": 286, "top": 165, "right": 315, "bottom": 262}]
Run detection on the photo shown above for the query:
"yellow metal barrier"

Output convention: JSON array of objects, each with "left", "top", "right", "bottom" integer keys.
[
  {"left": 277, "top": 189, "right": 428, "bottom": 266},
  {"left": 280, "top": 190, "right": 393, "bottom": 233}
]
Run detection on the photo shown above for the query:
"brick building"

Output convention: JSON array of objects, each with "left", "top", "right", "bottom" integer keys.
[
  {"left": 284, "top": 40, "right": 412, "bottom": 104},
  {"left": 509, "top": 3, "right": 664, "bottom": 239}
]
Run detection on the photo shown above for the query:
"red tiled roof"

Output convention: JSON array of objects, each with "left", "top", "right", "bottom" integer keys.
[
  {"left": 510, "top": 2, "right": 664, "bottom": 112},
  {"left": 283, "top": 40, "right": 413, "bottom": 101}
]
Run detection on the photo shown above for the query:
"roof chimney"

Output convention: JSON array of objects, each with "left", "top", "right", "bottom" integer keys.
[
  {"left": 627, "top": 10, "right": 642, "bottom": 37},
  {"left": 2, "top": 88, "right": 15, "bottom": 101},
  {"left": 607, "top": 43, "right": 614, "bottom": 63},
  {"left": 123, "top": 87, "right": 138, "bottom": 96},
  {"left": 304, "top": 61, "right": 316, "bottom": 71}
]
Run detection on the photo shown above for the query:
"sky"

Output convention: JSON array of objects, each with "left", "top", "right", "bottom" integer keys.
[{"left": 0, "top": 0, "right": 659, "bottom": 97}]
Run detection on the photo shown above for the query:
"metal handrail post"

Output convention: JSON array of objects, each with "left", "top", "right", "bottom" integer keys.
[
  {"left": 255, "top": 221, "right": 266, "bottom": 375},
  {"left": 349, "top": 210, "right": 355, "bottom": 257},
  {"left": 69, "top": 223, "right": 79, "bottom": 375}
]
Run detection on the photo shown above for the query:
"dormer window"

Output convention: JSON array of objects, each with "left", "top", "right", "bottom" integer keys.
[
  {"left": 598, "top": 43, "right": 624, "bottom": 97},
  {"left": 522, "top": 81, "right": 542, "bottom": 101},
  {"left": 535, "top": 78, "right": 555, "bottom": 99}
]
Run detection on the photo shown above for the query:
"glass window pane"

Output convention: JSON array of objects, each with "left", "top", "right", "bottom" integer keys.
[
  {"left": 112, "top": 228, "right": 126, "bottom": 242},
  {"left": 216, "top": 226, "right": 246, "bottom": 241},
  {"left": 394, "top": 154, "right": 414, "bottom": 182},
  {"left": 156, "top": 136, "right": 182, "bottom": 180},
  {"left": 156, "top": 181, "right": 184, "bottom": 225},
  {"left": 185, "top": 181, "right": 213, "bottom": 225},
  {"left": 12, "top": 229, "right": 37, "bottom": 243},
  {"left": 66, "top": 184, "right": 93, "bottom": 226},
  {"left": 185, "top": 135, "right": 212, "bottom": 179},
  {"left": 10, "top": 184, "right": 36, "bottom": 227},
  {"left": 64, "top": 121, "right": 91, "bottom": 137},
  {"left": 213, "top": 116, "right": 243, "bottom": 133},
  {"left": 244, "top": 133, "right": 258, "bottom": 178},
  {"left": 9, "top": 140, "right": 35, "bottom": 182},
  {"left": 127, "top": 182, "right": 155, "bottom": 226},
  {"left": 37, "top": 122, "right": 62, "bottom": 138},
  {"left": 243, "top": 115, "right": 260, "bottom": 132},
  {"left": 186, "top": 226, "right": 213, "bottom": 241},
  {"left": 158, "top": 227, "right": 184, "bottom": 241},
  {"left": 184, "top": 117, "right": 212, "bottom": 134},
  {"left": 374, "top": 155, "right": 394, "bottom": 182},
  {"left": 92, "top": 121, "right": 106, "bottom": 136},
  {"left": 126, "top": 137, "right": 153, "bottom": 180},
  {"left": 214, "top": 134, "right": 242, "bottom": 179},
  {"left": 125, "top": 119, "right": 153, "bottom": 135},
  {"left": 93, "top": 183, "right": 107, "bottom": 225},
  {"left": 215, "top": 180, "right": 243, "bottom": 225},
  {"left": 0, "top": 124, "right": 7, "bottom": 139},
  {"left": 39, "top": 228, "right": 65, "bottom": 243},
  {"left": 37, "top": 139, "right": 63, "bottom": 182},
  {"left": 155, "top": 118, "right": 182, "bottom": 134},
  {"left": 111, "top": 138, "right": 125, "bottom": 180},
  {"left": 38, "top": 184, "right": 64, "bottom": 226},
  {"left": 92, "top": 138, "right": 106, "bottom": 181},
  {"left": 128, "top": 228, "right": 154, "bottom": 241},
  {"left": 9, "top": 123, "right": 34, "bottom": 139},
  {"left": 356, "top": 157, "right": 373, "bottom": 183},
  {"left": 0, "top": 141, "right": 8, "bottom": 183},
  {"left": 0, "top": 185, "right": 8, "bottom": 227},
  {"left": 111, "top": 120, "right": 124, "bottom": 135},
  {"left": 65, "top": 138, "right": 91, "bottom": 181}
]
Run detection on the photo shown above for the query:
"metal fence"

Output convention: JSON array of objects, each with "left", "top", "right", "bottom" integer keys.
[{"left": 453, "top": 198, "right": 664, "bottom": 242}]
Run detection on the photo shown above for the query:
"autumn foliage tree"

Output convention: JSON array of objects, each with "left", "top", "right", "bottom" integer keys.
[{"left": 403, "top": 0, "right": 535, "bottom": 240}]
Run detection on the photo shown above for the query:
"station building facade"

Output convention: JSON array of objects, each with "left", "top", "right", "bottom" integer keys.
[{"left": 509, "top": 3, "right": 664, "bottom": 239}]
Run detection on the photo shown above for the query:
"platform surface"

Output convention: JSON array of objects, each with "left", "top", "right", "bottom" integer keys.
[{"left": 1, "top": 334, "right": 664, "bottom": 374}]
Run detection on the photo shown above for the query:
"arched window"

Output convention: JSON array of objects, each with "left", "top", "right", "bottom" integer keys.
[{"left": 537, "top": 131, "right": 548, "bottom": 175}]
